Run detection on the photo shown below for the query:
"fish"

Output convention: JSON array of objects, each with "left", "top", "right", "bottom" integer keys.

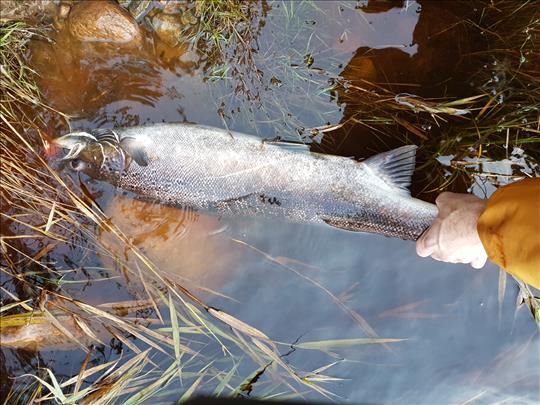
[{"left": 53, "top": 123, "right": 438, "bottom": 240}]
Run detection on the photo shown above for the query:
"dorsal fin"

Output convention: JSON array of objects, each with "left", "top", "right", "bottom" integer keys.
[{"left": 363, "top": 145, "right": 417, "bottom": 195}]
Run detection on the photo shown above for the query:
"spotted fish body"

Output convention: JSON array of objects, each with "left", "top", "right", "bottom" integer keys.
[{"left": 54, "top": 123, "right": 438, "bottom": 240}]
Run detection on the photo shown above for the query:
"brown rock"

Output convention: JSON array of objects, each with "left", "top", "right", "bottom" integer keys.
[
  {"left": 150, "top": 12, "right": 184, "bottom": 47},
  {"left": 68, "top": 0, "right": 142, "bottom": 46}
]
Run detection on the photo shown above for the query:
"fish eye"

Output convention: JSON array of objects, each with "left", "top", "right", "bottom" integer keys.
[{"left": 69, "top": 159, "right": 86, "bottom": 171}]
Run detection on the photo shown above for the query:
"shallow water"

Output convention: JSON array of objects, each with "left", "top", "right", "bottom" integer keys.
[{"left": 2, "top": 0, "right": 539, "bottom": 403}]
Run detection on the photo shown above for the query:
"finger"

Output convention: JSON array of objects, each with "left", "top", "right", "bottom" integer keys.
[
  {"left": 431, "top": 251, "right": 460, "bottom": 263},
  {"left": 416, "top": 220, "right": 441, "bottom": 257},
  {"left": 435, "top": 192, "right": 461, "bottom": 216},
  {"left": 416, "top": 233, "right": 433, "bottom": 257},
  {"left": 435, "top": 192, "right": 483, "bottom": 217}
]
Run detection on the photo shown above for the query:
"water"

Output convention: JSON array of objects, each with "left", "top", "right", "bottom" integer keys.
[{"left": 2, "top": 1, "right": 539, "bottom": 403}]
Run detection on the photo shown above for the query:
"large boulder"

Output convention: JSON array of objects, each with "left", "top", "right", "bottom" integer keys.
[{"left": 68, "top": 0, "right": 142, "bottom": 46}]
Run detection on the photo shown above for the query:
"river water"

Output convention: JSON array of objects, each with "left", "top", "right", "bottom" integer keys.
[{"left": 2, "top": 1, "right": 538, "bottom": 403}]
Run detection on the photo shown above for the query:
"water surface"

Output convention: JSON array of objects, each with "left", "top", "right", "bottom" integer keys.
[{"left": 3, "top": 1, "right": 538, "bottom": 403}]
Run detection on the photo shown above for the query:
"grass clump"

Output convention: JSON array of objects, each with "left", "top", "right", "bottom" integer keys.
[
  {"left": 191, "top": 0, "right": 270, "bottom": 107},
  {"left": 192, "top": 0, "right": 268, "bottom": 49},
  {"left": 424, "top": 0, "right": 540, "bottom": 191}
]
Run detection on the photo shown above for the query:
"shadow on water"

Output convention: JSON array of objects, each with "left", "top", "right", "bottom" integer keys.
[{"left": 2, "top": 0, "right": 539, "bottom": 403}]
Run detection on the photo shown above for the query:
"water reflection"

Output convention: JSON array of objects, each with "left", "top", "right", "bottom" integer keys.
[
  {"left": 213, "top": 216, "right": 539, "bottom": 403},
  {"left": 315, "top": 0, "right": 486, "bottom": 198},
  {"left": 99, "top": 195, "right": 241, "bottom": 296},
  {"left": 27, "top": 16, "right": 201, "bottom": 127}
]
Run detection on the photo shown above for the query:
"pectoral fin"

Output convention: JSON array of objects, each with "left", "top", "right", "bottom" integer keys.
[
  {"left": 322, "top": 217, "right": 370, "bottom": 233},
  {"left": 120, "top": 137, "right": 149, "bottom": 166}
]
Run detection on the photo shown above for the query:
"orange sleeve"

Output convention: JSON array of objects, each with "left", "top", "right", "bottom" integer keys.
[{"left": 477, "top": 178, "right": 540, "bottom": 290}]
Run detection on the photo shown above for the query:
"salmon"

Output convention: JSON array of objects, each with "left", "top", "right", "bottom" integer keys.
[{"left": 54, "top": 123, "right": 437, "bottom": 240}]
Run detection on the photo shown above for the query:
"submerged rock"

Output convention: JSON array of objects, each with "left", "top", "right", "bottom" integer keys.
[
  {"left": 160, "top": 0, "right": 184, "bottom": 15},
  {"left": 120, "top": 0, "right": 185, "bottom": 18},
  {"left": 99, "top": 196, "right": 240, "bottom": 294},
  {"left": 150, "top": 12, "right": 185, "bottom": 47},
  {"left": 68, "top": 0, "right": 142, "bottom": 46}
]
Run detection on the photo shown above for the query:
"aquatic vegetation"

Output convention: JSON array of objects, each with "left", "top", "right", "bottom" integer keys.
[
  {"left": 190, "top": 0, "right": 271, "bottom": 119},
  {"left": 419, "top": 0, "right": 540, "bottom": 192}
]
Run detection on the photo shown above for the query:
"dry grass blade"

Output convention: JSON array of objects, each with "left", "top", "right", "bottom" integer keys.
[
  {"left": 213, "top": 362, "right": 239, "bottom": 396},
  {"left": 44, "top": 200, "right": 56, "bottom": 233},
  {"left": 498, "top": 267, "right": 507, "bottom": 324},
  {"left": 512, "top": 277, "right": 540, "bottom": 327},
  {"left": 0, "top": 299, "right": 31, "bottom": 312},
  {"left": 122, "top": 361, "right": 179, "bottom": 405},
  {"left": 58, "top": 360, "right": 120, "bottom": 390},
  {"left": 168, "top": 293, "right": 183, "bottom": 381},
  {"left": 106, "top": 325, "right": 144, "bottom": 356},
  {"left": 43, "top": 309, "right": 89, "bottom": 352},
  {"left": 251, "top": 338, "right": 337, "bottom": 400},
  {"left": 78, "top": 350, "right": 150, "bottom": 405},
  {"left": 97, "top": 299, "right": 155, "bottom": 312},
  {"left": 0, "top": 311, "right": 47, "bottom": 328},
  {"left": 293, "top": 338, "right": 405, "bottom": 350},
  {"left": 207, "top": 307, "right": 270, "bottom": 340},
  {"left": 72, "top": 300, "right": 187, "bottom": 356},
  {"left": 178, "top": 375, "right": 205, "bottom": 402},
  {"left": 74, "top": 349, "right": 94, "bottom": 398}
]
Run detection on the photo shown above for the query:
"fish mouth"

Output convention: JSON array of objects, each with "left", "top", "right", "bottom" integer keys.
[
  {"left": 51, "top": 132, "right": 94, "bottom": 160},
  {"left": 45, "top": 139, "right": 63, "bottom": 158},
  {"left": 45, "top": 135, "right": 75, "bottom": 159}
]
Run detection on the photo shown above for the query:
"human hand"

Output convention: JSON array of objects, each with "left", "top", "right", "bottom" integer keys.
[{"left": 416, "top": 192, "right": 488, "bottom": 269}]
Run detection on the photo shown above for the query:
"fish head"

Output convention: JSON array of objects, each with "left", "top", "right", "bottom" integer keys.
[{"left": 53, "top": 130, "right": 128, "bottom": 180}]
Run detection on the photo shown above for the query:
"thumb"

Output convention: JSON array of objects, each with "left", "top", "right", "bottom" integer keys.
[
  {"left": 471, "top": 254, "right": 488, "bottom": 269},
  {"left": 416, "top": 220, "right": 441, "bottom": 257}
]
